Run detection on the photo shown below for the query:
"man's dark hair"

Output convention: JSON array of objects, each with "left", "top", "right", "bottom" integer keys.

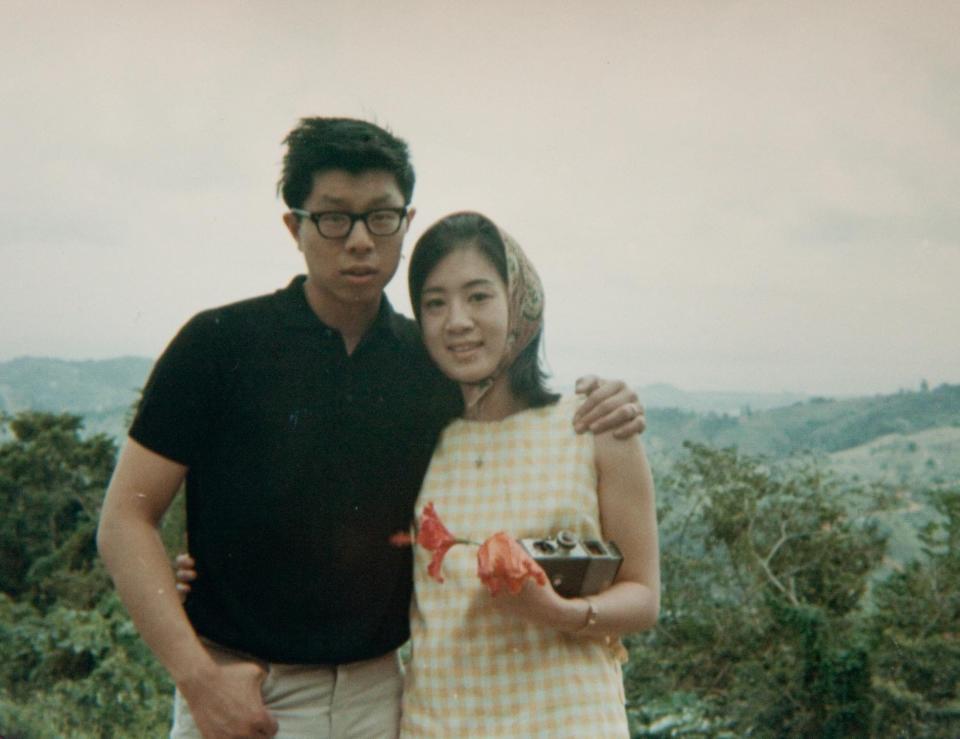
[
  {"left": 408, "top": 212, "right": 560, "bottom": 410},
  {"left": 278, "top": 118, "right": 416, "bottom": 209}
]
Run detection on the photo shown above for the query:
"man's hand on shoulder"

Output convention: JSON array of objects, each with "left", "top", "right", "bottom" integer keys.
[
  {"left": 178, "top": 661, "right": 278, "bottom": 739},
  {"left": 573, "top": 375, "right": 645, "bottom": 438}
]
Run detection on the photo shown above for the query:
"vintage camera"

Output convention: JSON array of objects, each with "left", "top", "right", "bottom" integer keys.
[{"left": 519, "top": 530, "right": 622, "bottom": 598}]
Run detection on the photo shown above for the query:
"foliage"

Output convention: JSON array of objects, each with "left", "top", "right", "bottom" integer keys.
[
  {"left": 3, "top": 410, "right": 959, "bottom": 737},
  {"left": 628, "top": 690, "right": 732, "bottom": 737},
  {"left": 624, "top": 442, "right": 944, "bottom": 737},
  {"left": 0, "top": 594, "right": 172, "bottom": 738},
  {"left": 867, "top": 489, "right": 960, "bottom": 737},
  {"left": 0, "top": 412, "right": 176, "bottom": 738}
]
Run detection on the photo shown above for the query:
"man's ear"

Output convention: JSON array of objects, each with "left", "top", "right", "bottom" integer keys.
[
  {"left": 282, "top": 211, "right": 301, "bottom": 242},
  {"left": 405, "top": 207, "right": 416, "bottom": 231}
]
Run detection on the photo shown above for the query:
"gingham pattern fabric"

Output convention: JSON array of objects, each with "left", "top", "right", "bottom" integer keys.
[{"left": 400, "top": 397, "right": 629, "bottom": 738}]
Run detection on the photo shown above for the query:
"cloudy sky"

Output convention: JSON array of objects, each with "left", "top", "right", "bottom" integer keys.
[{"left": 2, "top": 0, "right": 958, "bottom": 395}]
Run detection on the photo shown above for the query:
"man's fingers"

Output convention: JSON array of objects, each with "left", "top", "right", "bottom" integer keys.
[
  {"left": 260, "top": 714, "right": 280, "bottom": 737},
  {"left": 248, "top": 667, "right": 279, "bottom": 736},
  {"left": 589, "top": 399, "right": 647, "bottom": 439},
  {"left": 577, "top": 385, "right": 635, "bottom": 428},
  {"left": 174, "top": 553, "right": 197, "bottom": 584},
  {"left": 254, "top": 707, "right": 279, "bottom": 737},
  {"left": 175, "top": 582, "right": 190, "bottom": 602},
  {"left": 612, "top": 411, "right": 647, "bottom": 439},
  {"left": 574, "top": 379, "right": 628, "bottom": 428},
  {"left": 574, "top": 375, "right": 601, "bottom": 396}
]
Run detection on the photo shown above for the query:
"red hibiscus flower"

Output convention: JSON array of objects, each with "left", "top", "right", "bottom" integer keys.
[
  {"left": 418, "top": 502, "right": 458, "bottom": 583},
  {"left": 477, "top": 532, "right": 547, "bottom": 596},
  {"left": 393, "top": 505, "right": 545, "bottom": 591}
]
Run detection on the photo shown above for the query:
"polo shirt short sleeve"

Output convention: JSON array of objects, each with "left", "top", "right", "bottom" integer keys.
[{"left": 131, "top": 309, "right": 225, "bottom": 466}]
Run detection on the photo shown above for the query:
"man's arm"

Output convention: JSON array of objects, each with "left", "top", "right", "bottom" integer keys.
[{"left": 98, "top": 438, "right": 277, "bottom": 739}]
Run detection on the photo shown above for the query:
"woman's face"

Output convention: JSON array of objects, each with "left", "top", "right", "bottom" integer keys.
[{"left": 419, "top": 246, "right": 510, "bottom": 386}]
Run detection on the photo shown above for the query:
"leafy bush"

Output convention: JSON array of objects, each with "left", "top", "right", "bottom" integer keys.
[
  {"left": 868, "top": 489, "right": 960, "bottom": 737},
  {"left": 0, "top": 412, "right": 175, "bottom": 738},
  {"left": 626, "top": 443, "right": 893, "bottom": 736}
]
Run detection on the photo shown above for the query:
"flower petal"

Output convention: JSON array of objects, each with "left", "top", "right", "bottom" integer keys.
[
  {"left": 389, "top": 531, "right": 415, "bottom": 547},
  {"left": 417, "top": 502, "right": 457, "bottom": 551},
  {"left": 426, "top": 542, "right": 456, "bottom": 583},
  {"left": 476, "top": 532, "right": 547, "bottom": 596},
  {"left": 417, "top": 503, "right": 459, "bottom": 583}
]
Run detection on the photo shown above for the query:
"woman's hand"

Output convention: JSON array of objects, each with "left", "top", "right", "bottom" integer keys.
[
  {"left": 174, "top": 553, "right": 197, "bottom": 602},
  {"left": 487, "top": 578, "right": 588, "bottom": 633}
]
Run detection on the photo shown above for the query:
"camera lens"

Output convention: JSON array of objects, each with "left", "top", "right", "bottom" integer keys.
[
  {"left": 584, "top": 540, "right": 606, "bottom": 556},
  {"left": 533, "top": 539, "right": 557, "bottom": 554}
]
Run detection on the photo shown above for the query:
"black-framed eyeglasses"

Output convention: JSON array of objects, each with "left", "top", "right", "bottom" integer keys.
[{"left": 290, "top": 207, "right": 408, "bottom": 239}]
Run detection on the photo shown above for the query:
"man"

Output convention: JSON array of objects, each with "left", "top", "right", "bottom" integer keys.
[{"left": 97, "top": 118, "right": 645, "bottom": 739}]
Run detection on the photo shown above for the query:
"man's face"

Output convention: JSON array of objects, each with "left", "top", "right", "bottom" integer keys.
[{"left": 283, "top": 169, "right": 414, "bottom": 312}]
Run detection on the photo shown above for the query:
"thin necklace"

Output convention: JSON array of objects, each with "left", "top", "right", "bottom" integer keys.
[{"left": 466, "top": 388, "right": 525, "bottom": 469}]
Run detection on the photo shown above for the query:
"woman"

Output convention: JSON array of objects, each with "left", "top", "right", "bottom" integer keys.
[{"left": 399, "top": 212, "right": 659, "bottom": 737}]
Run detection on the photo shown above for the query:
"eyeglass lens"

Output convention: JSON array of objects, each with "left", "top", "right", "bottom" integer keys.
[{"left": 317, "top": 210, "right": 402, "bottom": 238}]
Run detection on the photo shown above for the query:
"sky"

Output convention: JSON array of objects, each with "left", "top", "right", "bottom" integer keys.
[{"left": 2, "top": 0, "right": 958, "bottom": 396}]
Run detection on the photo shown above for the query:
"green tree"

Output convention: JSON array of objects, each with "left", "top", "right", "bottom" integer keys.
[
  {"left": 0, "top": 413, "right": 114, "bottom": 602},
  {"left": 626, "top": 443, "right": 890, "bottom": 737},
  {"left": 0, "top": 412, "right": 175, "bottom": 738},
  {"left": 868, "top": 488, "right": 960, "bottom": 737}
]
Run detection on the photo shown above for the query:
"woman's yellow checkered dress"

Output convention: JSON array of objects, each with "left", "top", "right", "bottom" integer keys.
[{"left": 400, "top": 397, "right": 629, "bottom": 737}]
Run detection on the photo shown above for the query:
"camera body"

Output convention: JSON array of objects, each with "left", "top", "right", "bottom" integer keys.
[{"left": 519, "top": 530, "right": 622, "bottom": 598}]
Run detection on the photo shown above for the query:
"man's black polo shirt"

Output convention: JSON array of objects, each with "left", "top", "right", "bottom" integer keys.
[{"left": 130, "top": 276, "right": 460, "bottom": 664}]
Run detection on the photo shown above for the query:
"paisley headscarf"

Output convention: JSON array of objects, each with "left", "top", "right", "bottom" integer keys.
[{"left": 460, "top": 217, "right": 545, "bottom": 410}]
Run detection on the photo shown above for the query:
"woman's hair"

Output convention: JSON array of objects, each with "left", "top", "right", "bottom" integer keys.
[{"left": 408, "top": 212, "right": 560, "bottom": 409}]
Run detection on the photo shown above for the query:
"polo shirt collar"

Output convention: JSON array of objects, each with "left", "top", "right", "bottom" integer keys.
[{"left": 279, "top": 275, "right": 405, "bottom": 343}]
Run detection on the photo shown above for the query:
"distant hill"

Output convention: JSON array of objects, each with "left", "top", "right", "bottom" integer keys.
[
  {"left": 828, "top": 426, "right": 960, "bottom": 487},
  {"left": 826, "top": 428, "right": 960, "bottom": 565},
  {"left": 640, "top": 387, "right": 960, "bottom": 571},
  {"left": 0, "top": 356, "right": 153, "bottom": 438},
  {"left": 645, "top": 383, "right": 960, "bottom": 460},
  {"left": 638, "top": 382, "right": 809, "bottom": 415}
]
